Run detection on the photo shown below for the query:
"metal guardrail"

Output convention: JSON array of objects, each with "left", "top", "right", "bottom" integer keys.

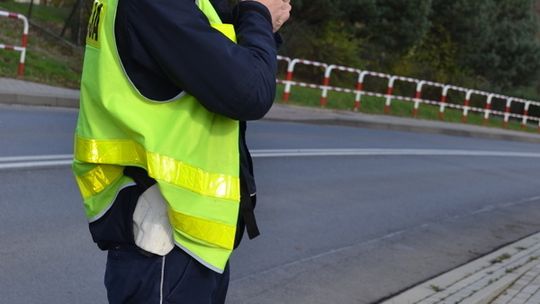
[
  {"left": 0, "top": 10, "right": 29, "bottom": 77},
  {"left": 276, "top": 55, "right": 540, "bottom": 130}
]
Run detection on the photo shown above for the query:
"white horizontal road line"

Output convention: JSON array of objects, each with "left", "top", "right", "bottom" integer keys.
[
  {"left": 0, "top": 160, "right": 73, "bottom": 170},
  {"left": 0, "top": 154, "right": 73, "bottom": 163},
  {"left": 250, "top": 149, "right": 540, "bottom": 158},
  {"left": 2, "top": 149, "right": 540, "bottom": 170}
]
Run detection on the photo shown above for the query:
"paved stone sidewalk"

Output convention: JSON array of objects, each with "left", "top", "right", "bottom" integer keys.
[
  {"left": 491, "top": 263, "right": 540, "bottom": 304},
  {"left": 382, "top": 232, "right": 540, "bottom": 304}
]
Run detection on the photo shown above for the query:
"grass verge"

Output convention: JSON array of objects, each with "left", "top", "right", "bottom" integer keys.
[
  {"left": 0, "top": 4, "right": 83, "bottom": 88},
  {"left": 277, "top": 84, "right": 538, "bottom": 134},
  {"left": 0, "top": 1, "right": 69, "bottom": 25}
]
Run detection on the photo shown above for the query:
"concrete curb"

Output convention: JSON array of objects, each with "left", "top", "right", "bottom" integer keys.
[
  {"left": 264, "top": 104, "right": 540, "bottom": 144},
  {"left": 266, "top": 117, "right": 540, "bottom": 144},
  {"left": 0, "top": 77, "right": 80, "bottom": 108},
  {"left": 2, "top": 84, "right": 540, "bottom": 144},
  {"left": 0, "top": 93, "right": 79, "bottom": 108}
]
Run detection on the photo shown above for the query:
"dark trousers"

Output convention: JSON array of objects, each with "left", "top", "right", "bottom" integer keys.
[{"left": 104, "top": 246, "right": 230, "bottom": 304}]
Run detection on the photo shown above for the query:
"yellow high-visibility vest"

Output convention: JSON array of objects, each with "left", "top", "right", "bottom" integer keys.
[{"left": 73, "top": 0, "right": 240, "bottom": 273}]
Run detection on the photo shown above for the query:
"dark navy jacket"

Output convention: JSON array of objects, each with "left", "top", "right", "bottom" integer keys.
[{"left": 89, "top": 0, "right": 278, "bottom": 250}]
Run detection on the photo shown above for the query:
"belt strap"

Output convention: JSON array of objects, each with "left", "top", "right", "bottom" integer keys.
[{"left": 242, "top": 194, "right": 260, "bottom": 239}]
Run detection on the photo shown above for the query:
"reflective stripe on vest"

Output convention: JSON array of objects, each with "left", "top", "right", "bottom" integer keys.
[{"left": 75, "top": 136, "right": 240, "bottom": 202}]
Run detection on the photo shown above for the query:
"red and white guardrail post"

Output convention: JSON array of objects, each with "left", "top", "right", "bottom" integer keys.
[
  {"left": 384, "top": 76, "right": 398, "bottom": 114},
  {"left": 320, "top": 65, "right": 361, "bottom": 108},
  {"left": 320, "top": 65, "right": 334, "bottom": 107},
  {"left": 353, "top": 71, "right": 369, "bottom": 111},
  {"left": 276, "top": 55, "right": 291, "bottom": 84},
  {"left": 503, "top": 98, "right": 513, "bottom": 128},
  {"left": 0, "top": 10, "right": 29, "bottom": 77},
  {"left": 412, "top": 81, "right": 425, "bottom": 118},
  {"left": 521, "top": 101, "right": 531, "bottom": 129},
  {"left": 484, "top": 94, "right": 495, "bottom": 125},
  {"left": 281, "top": 58, "right": 298, "bottom": 103},
  {"left": 282, "top": 58, "right": 328, "bottom": 103},
  {"left": 439, "top": 85, "right": 451, "bottom": 120},
  {"left": 461, "top": 90, "right": 474, "bottom": 123}
]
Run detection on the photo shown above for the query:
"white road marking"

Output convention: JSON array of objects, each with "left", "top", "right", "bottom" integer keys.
[
  {"left": 252, "top": 149, "right": 540, "bottom": 158},
  {"left": 1, "top": 149, "right": 540, "bottom": 170},
  {"left": 0, "top": 154, "right": 73, "bottom": 163},
  {"left": 231, "top": 193, "right": 540, "bottom": 284},
  {"left": 0, "top": 160, "right": 73, "bottom": 170}
]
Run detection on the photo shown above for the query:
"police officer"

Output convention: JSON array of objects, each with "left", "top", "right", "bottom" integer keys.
[{"left": 72, "top": 0, "right": 291, "bottom": 302}]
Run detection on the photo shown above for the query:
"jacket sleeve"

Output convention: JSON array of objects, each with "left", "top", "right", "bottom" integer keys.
[{"left": 124, "top": 0, "right": 278, "bottom": 121}]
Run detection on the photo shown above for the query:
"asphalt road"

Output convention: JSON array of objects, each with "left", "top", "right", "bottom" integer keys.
[{"left": 1, "top": 105, "right": 540, "bottom": 304}]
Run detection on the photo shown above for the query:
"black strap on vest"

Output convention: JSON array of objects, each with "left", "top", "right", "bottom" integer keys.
[
  {"left": 239, "top": 164, "right": 260, "bottom": 240},
  {"left": 242, "top": 194, "right": 260, "bottom": 239}
]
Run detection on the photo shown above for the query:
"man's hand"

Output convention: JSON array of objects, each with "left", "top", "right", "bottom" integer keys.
[{"left": 242, "top": 0, "right": 291, "bottom": 33}]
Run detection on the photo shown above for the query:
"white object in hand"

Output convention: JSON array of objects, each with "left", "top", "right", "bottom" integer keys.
[{"left": 132, "top": 184, "right": 175, "bottom": 256}]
